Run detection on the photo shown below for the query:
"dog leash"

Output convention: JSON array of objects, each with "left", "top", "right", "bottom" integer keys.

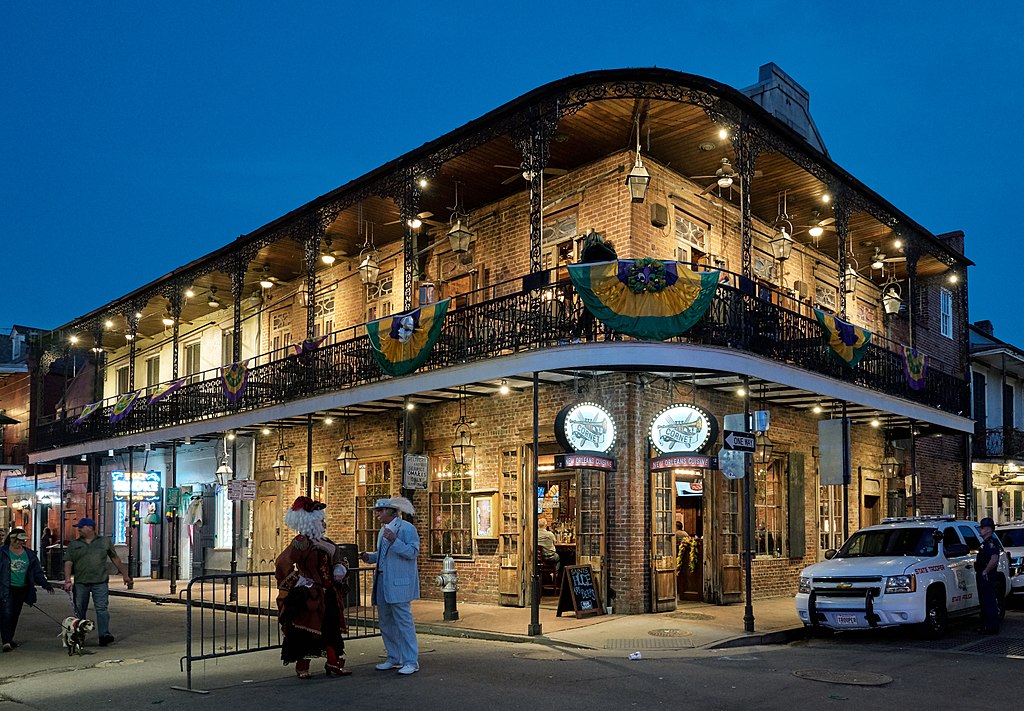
[
  {"left": 66, "top": 588, "right": 83, "bottom": 618},
  {"left": 29, "top": 602, "right": 67, "bottom": 630}
]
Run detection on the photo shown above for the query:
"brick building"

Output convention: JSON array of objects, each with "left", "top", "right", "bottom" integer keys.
[{"left": 25, "top": 65, "right": 973, "bottom": 612}]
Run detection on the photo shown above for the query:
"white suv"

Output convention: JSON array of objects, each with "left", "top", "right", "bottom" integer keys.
[
  {"left": 795, "top": 516, "right": 1011, "bottom": 637},
  {"left": 996, "top": 522, "right": 1024, "bottom": 596}
]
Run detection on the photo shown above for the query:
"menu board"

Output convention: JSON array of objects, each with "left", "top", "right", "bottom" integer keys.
[{"left": 556, "top": 565, "right": 605, "bottom": 619}]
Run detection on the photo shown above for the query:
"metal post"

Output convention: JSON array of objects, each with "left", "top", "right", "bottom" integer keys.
[
  {"left": 170, "top": 440, "right": 178, "bottom": 595},
  {"left": 742, "top": 375, "right": 754, "bottom": 634},
  {"left": 127, "top": 446, "right": 135, "bottom": 589},
  {"left": 528, "top": 371, "right": 542, "bottom": 636},
  {"left": 59, "top": 457, "right": 65, "bottom": 577},
  {"left": 842, "top": 402, "right": 850, "bottom": 540},
  {"left": 910, "top": 421, "right": 918, "bottom": 515},
  {"left": 230, "top": 438, "right": 238, "bottom": 602},
  {"left": 306, "top": 413, "right": 313, "bottom": 498}
]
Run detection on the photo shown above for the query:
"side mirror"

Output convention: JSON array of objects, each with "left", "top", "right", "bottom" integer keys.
[
  {"left": 824, "top": 549, "right": 837, "bottom": 560},
  {"left": 945, "top": 543, "right": 969, "bottom": 558}
]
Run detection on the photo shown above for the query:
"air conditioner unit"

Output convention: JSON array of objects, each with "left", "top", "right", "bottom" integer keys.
[{"left": 792, "top": 280, "right": 810, "bottom": 300}]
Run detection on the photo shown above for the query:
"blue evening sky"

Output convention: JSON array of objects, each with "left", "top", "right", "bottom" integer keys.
[{"left": 2, "top": 2, "right": 1021, "bottom": 345}]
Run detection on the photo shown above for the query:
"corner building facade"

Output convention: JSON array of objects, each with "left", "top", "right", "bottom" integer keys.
[{"left": 27, "top": 66, "right": 973, "bottom": 613}]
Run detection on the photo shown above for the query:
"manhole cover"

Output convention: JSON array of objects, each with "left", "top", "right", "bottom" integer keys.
[
  {"left": 512, "top": 649, "right": 584, "bottom": 661},
  {"left": 648, "top": 628, "right": 692, "bottom": 638},
  {"left": 667, "top": 612, "right": 714, "bottom": 621},
  {"left": 793, "top": 669, "right": 892, "bottom": 686},
  {"left": 605, "top": 638, "right": 694, "bottom": 650},
  {"left": 95, "top": 658, "right": 145, "bottom": 668}
]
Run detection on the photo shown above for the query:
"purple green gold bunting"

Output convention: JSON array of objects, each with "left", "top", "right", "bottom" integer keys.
[
  {"left": 565, "top": 259, "right": 720, "bottom": 341},
  {"left": 293, "top": 335, "right": 328, "bottom": 356},
  {"left": 110, "top": 390, "right": 141, "bottom": 423},
  {"left": 221, "top": 360, "right": 249, "bottom": 403},
  {"left": 814, "top": 308, "right": 872, "bottom": 368},
  {"left": 365, "top": 299, "right": 450, "bottom": 377},
  {"left": 148, "top": 377, "right": 186, "bottom": 405},
  {"left": 73, "top": 401, "right": 102, "bottom": 426},
  {"left": 902, "top": 346, "right": 928, "bottom": 390}
]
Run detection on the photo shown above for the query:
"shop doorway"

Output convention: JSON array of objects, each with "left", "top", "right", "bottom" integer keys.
[
  {"left": 676, "top": 477, "right": 704, "bottom": 601},
  {"left": 253, "top": 481, "right": 284, "bottom": 572}
]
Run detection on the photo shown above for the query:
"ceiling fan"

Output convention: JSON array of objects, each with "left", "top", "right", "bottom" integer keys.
[
  {"left": 689, "top": 158, "right": 760, "bottom": 196},
  {"left": 494, "top": 164, "right": 569, "bottom": 186},
  {"left": 795, "top": 210, "right": 836, "bottom": 240},
  {"left": 870, "top": 247, "right": 906, "bottom": 270},
  {"left": 383, "top": 211, "right": 445, "bottom": 229}
]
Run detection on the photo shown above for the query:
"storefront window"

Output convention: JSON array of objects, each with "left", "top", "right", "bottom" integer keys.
[
  {"left": 355, "top": 459, "right": 391, "bottom": 552},
  {"left": 216, "top": 486, "right": 233, "bottom": 548},
  {"left": 429, "top": 455, "right": 472, "bottom": 558},
  {"left": 719, "top": 478, "right": 740, "bottom": 555},
  {"left": 818, "top": 485, "right": 844, "bottom": 557},
  {"left": 755, "top": 459, "right": 786, "bottom": 557}
]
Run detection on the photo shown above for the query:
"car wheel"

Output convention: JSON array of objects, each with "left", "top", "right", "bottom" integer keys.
[{"left": 919, "top": 589, "right": 947, "bottom": 639}]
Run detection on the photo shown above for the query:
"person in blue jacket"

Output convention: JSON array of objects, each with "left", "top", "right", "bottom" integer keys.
[
  {"left": 361, "top": 497, "right": 420, "bottom": 675},
  {"left": 1, "top": 528, "right": 55, "bottom": 652}
]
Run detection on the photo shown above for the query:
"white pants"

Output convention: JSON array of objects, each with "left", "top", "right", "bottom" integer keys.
[{"left": 377, "top": 600, "right": 418, "bottom": 668}]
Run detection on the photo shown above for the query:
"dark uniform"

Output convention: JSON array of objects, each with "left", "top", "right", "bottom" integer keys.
[{"left": 975, "top": 524, "right": 1002, "bottom": 634}]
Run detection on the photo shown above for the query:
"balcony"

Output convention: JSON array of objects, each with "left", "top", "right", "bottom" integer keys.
[
  {"left": 973, "top": 427, "right": 1024, "bottom": 460},
  {"left": 35, "top": 266, "right": 968, "bottom": 452}
]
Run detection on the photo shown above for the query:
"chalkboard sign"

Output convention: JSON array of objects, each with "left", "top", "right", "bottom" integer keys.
[{"left": 556, "top": 565, "right": 605, "bottom": 618}]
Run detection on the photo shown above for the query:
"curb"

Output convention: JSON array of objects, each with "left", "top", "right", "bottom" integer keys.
[
  {"left": 414, "top": 623, "right": 537, "bottom": 645},
  {"left": 706, "top": 626, "right": 807, "bottom": 650}
]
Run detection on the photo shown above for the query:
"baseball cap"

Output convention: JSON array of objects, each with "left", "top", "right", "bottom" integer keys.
[
  {"left": 73, "top": 517, "right": 97, "bottom": 528},
  {"left": 979, "top": 517, "right": 995, "bottom": 529}
]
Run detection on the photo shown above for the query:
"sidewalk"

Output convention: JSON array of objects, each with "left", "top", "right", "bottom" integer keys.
[{"left": 109, "top": 576, "right": 805, "bottom": 651}]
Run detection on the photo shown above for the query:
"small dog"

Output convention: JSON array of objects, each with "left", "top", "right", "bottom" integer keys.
[{"left": 59, "top": 617, "right": 95, "bottom": 656}]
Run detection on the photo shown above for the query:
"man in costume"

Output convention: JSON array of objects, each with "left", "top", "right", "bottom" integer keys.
[
  {"left": 361, "top": 497, "right": 420, "bottom": 675},
  {"left": 275, "top": 496, "right": 351, "bottom": 679}
]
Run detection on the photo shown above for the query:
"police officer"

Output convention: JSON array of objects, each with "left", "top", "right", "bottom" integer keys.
[{"left": 975, "top": 517, "right": 1001, "bottom": 635}]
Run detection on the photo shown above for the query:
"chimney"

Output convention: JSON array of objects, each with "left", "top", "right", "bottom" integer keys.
[
  {"left": 742, "top": 63, "right": 828, "bottom": 156},
  {"left": 974, "top": 320, "right": 994, "bottom": 336}
]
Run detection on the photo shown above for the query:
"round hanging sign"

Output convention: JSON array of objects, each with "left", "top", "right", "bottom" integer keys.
[
  {"left": 554, "top": 402, "right": 616, "bottom": 454},
  {"left": 649, "top": 404, "right": 718, "bottom": 455}
]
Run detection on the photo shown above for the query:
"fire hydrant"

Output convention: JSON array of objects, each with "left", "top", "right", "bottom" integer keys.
[{"left": 433, "top": 555, "right": 459, "bottom": 621}]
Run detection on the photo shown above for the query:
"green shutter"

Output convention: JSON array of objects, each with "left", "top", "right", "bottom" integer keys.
[{"left": 788, "top": 452, "right": 806, "bottom": 558}]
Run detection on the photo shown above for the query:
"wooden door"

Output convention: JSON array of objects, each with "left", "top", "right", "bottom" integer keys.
[
  {"left": 253, "top": 481, "right": 283, "bottom": 572},
  {"left": 576, "top": 468, "right": 606, "bottom": 609},
  {"left": 498, "top": 448, "right": 526, "bottom": 606}
]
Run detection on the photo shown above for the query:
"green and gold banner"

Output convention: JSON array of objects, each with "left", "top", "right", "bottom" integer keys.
[
  {"left": 366, "top": 299, "right": 450, "bottom": 377},
  {"left": 814, "top": 308, "right": 872, "bottom": 368},
  {"left": 566, "top": 259, "right": 720, "bottom": 341}
]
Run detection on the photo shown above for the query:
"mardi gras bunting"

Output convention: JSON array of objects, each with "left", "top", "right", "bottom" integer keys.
[
  {"left": 814, "top": 309, "right": 873, "bottom": 368},
  {"left": 366, "top": 299, "right": 450, "bottom": 377},
  {"left": 221, "top": 360, "right": 249, "bottom": 403},
  {"left": 566, "top": 258, "right": 720, "bottom": 341},
  {"left": 73, "top": 401, "right": 102, "bottom": 426},
  {"left": 148, "top": 377, "right": 186, "bottom": 405},
  {"left": 110, "top": 390, "right": 141, "bottom": 423},
  {"left": 293, "top": 335, "right": 328, "bottom": 357},
  {"left": 902, "top": 346, "right": 928, "bottom": 390}
]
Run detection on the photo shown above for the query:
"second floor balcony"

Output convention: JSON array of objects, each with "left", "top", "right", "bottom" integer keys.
[
  {"left": 34, "top": 265, "right": 968, "bottom": 453},
  {"left": 973, "top": 426, "right": 1024, "bottom": 460}
]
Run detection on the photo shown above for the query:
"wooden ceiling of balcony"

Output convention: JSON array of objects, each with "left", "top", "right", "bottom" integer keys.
[{"left": 92, "top": 96, "right": 951, "bottom": 350}]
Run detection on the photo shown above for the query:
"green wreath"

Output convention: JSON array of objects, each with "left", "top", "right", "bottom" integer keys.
[{"left": 627, "top": 257, "right": 667, "bottom": 293}]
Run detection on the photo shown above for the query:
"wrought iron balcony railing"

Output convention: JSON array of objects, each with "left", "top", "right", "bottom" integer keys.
[
  {"left": 34, "top": 266, "right": 968, "bottom": 452},
  {"left": 973, "top": 427, "right": 1024, "bottom": 460}
]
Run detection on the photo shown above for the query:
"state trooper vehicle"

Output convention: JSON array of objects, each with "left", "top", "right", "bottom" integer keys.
[
  {"left": 795, "top": 516, "right": 1010, "bottom": 637},
  {"left": 996, "top": 521, "right": 1024, "bottom": 597}
]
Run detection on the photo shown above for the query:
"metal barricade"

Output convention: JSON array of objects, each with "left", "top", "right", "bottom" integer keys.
[{"left": 177, "top": 567, "right": 378, "bottom": 692}]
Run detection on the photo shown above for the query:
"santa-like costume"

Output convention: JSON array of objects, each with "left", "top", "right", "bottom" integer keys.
[{"left": 275, "top": 496, "right": 351, "bottom": 679}]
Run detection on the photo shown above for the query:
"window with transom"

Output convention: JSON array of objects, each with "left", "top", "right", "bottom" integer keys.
[
  {"left": 429, "top": 455, "right": 472, "bottom": 558},
  {"left": 355, "top": 459, "right": 392, "bottom": 553},
  {"left": 366, "top": 271, "right": 394, "bottom": 322}
]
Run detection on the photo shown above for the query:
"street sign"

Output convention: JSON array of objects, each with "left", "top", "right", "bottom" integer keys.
[
  {"left": 722, "top": 430, "right": 756, "bottom": 452},
  {"left": 718, "top": 448, "right": 747, "bottom": 479},
  {"left": 227, "top": 480, "right": 257, "bottom": 501},
  {"left": 403, "top": 453, "right": 429, "bottom": 490}
]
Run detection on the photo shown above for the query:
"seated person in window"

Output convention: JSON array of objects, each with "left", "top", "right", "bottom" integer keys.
[{"left": 537, "top": 517, "right": 559, "bottom": 564}]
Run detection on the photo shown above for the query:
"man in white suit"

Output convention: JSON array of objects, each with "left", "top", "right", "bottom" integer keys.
[{"left": 361, "top": 497, "right": 420, "bottom": 675}]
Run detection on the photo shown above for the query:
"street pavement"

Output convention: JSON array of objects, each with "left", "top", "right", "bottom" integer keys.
[{"left": 1, "top": 593, "right": 1022, "bottom": 710}]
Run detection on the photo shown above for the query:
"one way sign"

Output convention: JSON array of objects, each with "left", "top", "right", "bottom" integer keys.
[{"left": 722, "top": 430, "right": 756, "bottom": 452}]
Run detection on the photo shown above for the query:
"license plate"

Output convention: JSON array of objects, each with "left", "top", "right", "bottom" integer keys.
[{"left": 834, "top": 614, "right": 860, "bottom": 626}]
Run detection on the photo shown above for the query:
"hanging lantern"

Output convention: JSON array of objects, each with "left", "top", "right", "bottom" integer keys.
[
  {"left": 881, "top": 452, "right": 901, "bottom": 479},
  {"left": 271, "top": 450, "right": 291, "bottom": 481},
  {"left": 843, "top": 264, "right": 859, "bottom": 294},
  {"left": 625, "top": 120, "right": 650, "bottom": 203},
  {"left": 770, "top": 226, "right": 794, "bottom": 262},
  {"left": 215, "top": 458, "right": 232, "bottom": 486},
  {"left": 451, "top": 421, "right": 475, "bottom": 466},
  {"left": 447, "top": 218, "right": 474, "bottom": 254},
  {"left": 754, "top": 431, "right": 775, "bottom": 464},
  {"left": 882, "top": 283, "right": 903, "bottom": 316},
  {"left": 358, "top": 250, "right": 381, "bottom": 285},
  {"left": 336, "top": 413, "right": 358, "bottom": 475}
]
